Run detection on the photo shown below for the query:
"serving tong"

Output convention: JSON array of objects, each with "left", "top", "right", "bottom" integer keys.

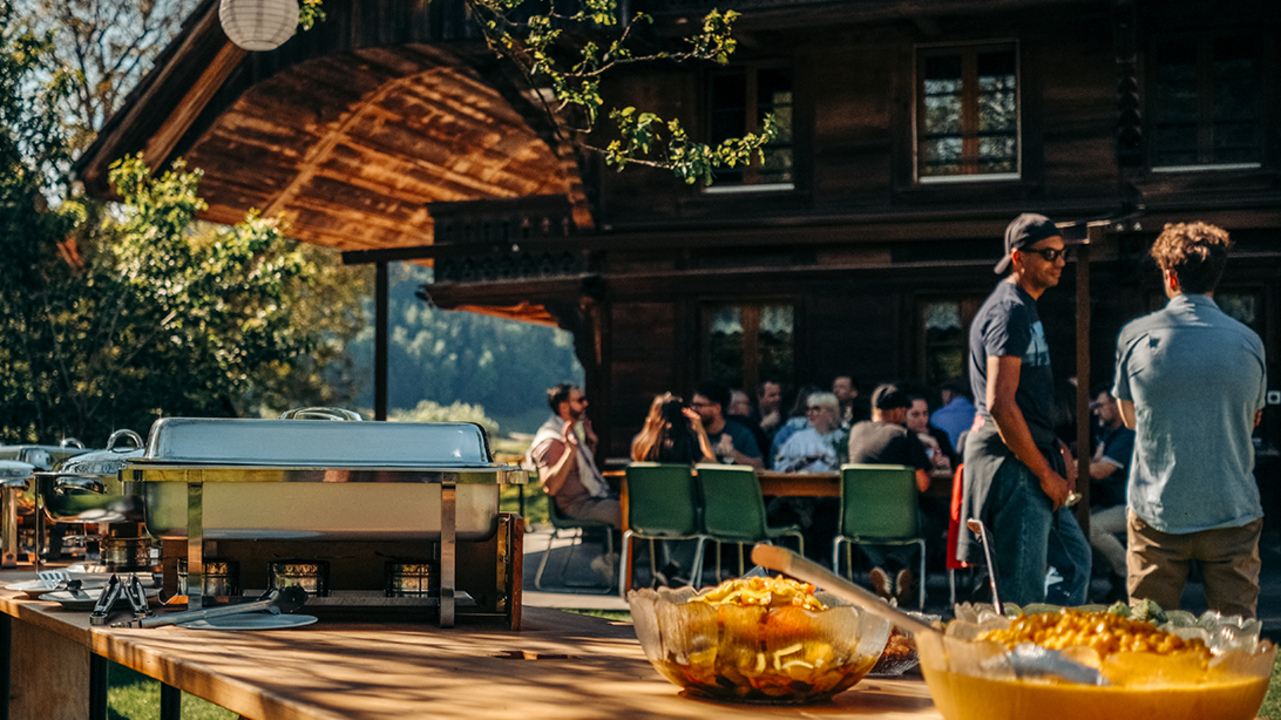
[{"left": 89, "top": 574, "right": 153, "bottom": 626}]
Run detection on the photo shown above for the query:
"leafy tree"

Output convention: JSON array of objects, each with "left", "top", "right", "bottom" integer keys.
[
  {"left": 1, "top": 150, "right": 321, "bottom": 445},
  {"left": 17, "top": 0, "right": 199, "bottom": 156}
]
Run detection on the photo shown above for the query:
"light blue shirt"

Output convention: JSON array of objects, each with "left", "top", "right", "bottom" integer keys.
[
  {"left": 931, "top": 396, "right": 976, "bottom": 450},
  {"left": 1113, "top": 294, "right": 1266, "bottom": 533}
]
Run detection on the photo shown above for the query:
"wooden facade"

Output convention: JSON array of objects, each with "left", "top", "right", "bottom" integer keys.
[{"left": 77, "top": 0, "right": 1280, "bottom": 482}]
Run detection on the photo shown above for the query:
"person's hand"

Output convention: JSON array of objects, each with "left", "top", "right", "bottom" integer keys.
[
  {"left": 560, "top": 421, "right": 579, "bottom": 449},
  {"left": 1040, "top": 471, "right": 1072, "bottom": 510},
  {"left": 760, "top": 410, "right": 780, "bottom": 430},
  {"left": 683, "top": 406, "right": 705, "bottom": 430},
  {"left": 716, "top": 434, "right": 735, "bottom": 458}
]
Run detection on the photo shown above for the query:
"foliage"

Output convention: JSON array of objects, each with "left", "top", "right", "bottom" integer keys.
[
  {"left": 391, "top": 399, "right": 500, "bottom": 435},
  {"left": 347, "top": 263, "right": 582, "bottom": 434},
  {"left": 16, "top": 0, "right": 200, "bottom": 157},
  {"left": 0, "top": 147, "right": 321, "bottom": 443},
  {"left": 300, "top": 0, "right": 776, "bottom": 185}
]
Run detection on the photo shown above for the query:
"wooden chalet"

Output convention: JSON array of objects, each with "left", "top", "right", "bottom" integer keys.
[{"left": 77, "top": 0, "right": 1281, "bottom": 507}]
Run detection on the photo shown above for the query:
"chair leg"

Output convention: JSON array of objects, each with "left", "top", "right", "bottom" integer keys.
[
  {"left": 689, "top": 537, "right": 706, "bottom": 589},
  {"left": 916, "top": 539, "right": 927, "bottom": 610},
  {"left": 832, "top": 537, "right": 845, "bottom": 577},
  {"left": 618, "top": 531, "right": 634, "bottom": 599},
  {"left": 534, "top": 528, "right": 562, "bottom": 590},
  {"left": 948, "top": 568, "right": 956, "bottom": 607}
]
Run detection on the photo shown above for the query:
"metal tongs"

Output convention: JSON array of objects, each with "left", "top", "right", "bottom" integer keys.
[
  {"left": 89, "top": 574, "right": 153, "bottom": 626},
  {"left": 115, "top": 586, "right": 308, "bottom": 629}
]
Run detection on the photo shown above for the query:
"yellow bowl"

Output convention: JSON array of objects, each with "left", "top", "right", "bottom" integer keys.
[
  {"left": 628, "top": 585, "right": 892, "bottom": 704},
  {"left": 916, "top": 619, "right": 1275, "bottom": 720}
]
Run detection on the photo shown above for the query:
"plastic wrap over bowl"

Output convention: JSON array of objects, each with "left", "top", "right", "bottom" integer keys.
[
  {"left": 628, "top": 585, "right": 892, "bottom": 704},
  {"left": 917, "top": 604, "right": 1276, "bottom": 720}
]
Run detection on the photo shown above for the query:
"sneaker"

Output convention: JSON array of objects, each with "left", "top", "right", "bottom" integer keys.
[
  {"left": 895, "top": 568, "right": 915, "bottom": 608},
  {"left": 869, "top": 567, "right": 893, "bottom": 601},
  {"left": 590, "top": 551, "right": 620, "bottom": 583}
]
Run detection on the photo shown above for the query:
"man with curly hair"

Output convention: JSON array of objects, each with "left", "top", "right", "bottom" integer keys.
[{"left": 1114, "top": 222, "right": 1267, "bottom": 617}]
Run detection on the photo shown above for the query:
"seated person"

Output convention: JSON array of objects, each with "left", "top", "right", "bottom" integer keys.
[
  {"left": 527, "top": 383, "right": 621, "bottom": 530},
  {"left": 727, "top": 388, "right": 771, "bottom": 457},
  {"left": 631, "top": 393, "right": 715, "bottom": 464},
  {"left": 930, "top": 376, "right": 977, "bottom": 451},
  {"left": 774, "top": 392, "right": 848, "bottom": 473},
  {"left": 1086, "top": 389, "right": 1134, "bottom": 603},
  {"left": 769, "top": 383, "right": 822, "bottom": 466},
  {"left": 906, "top": 394, "right": 956, "bottom": 475},
  {"left": 692, "top": 380, "right": 764, "bottom": 470},
  {"left": 846, "top": 383, "right": 934, "bottom": 606}
]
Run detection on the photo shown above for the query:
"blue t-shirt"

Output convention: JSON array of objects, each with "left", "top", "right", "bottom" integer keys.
[
  {"left": 1114, "top": 293, "right": 1266, "bottom": 533},
  {"left": 968, "top": 280, "right": 1057, "bottom": 448},
  {"left": 1091, "top": 423, "right": 1134, "bottom": 509},
  {"left": 714, "top": 419, "right": 763, "bottom": 460}
]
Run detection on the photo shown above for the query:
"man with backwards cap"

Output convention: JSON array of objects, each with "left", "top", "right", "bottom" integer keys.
[{"left": 955, "top": 214, "right": 1092, "bottom": 606}]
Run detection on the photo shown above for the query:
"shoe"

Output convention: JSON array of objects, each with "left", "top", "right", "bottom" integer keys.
[
  {"left": 590, "top": 551, "right": 620, "bottom": 583},
  {"left": 895, "top": 569, "right": 915, "bottom": 608},
  {"left": 869, "top": 567, "right": 893, "bottom": 601}
]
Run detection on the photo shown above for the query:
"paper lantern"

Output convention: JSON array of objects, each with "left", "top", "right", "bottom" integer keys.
[{"left": 219, "top": 0, "right": 300, "bottom": 52}]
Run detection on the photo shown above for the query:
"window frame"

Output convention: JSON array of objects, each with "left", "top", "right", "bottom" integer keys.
[
  {"left": 1148, "top": 32, "right": 1264, "bottom": 172},
  {"left": 915, "top": 294, "right": 986, "bottom": 387},
  {"left": 698, "top": 300, "right": 796, "bottom": 394},
  {"left": 702, "top": 63, "right": 796, "bottom": 193},
  {"left": 913, "top": 40, "right": 1022, "bottom": 184}
]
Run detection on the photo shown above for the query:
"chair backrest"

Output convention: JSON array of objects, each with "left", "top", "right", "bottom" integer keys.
[
  {"left": 695, "top": 463, "right": 770, "bottom": 542},
  {"left": 838, "top": 464, "right": 920, "bottom": 539},
  {"left": 625, "top": 462, "right": 701, "bottom": 537},
  {"left": 544, "top": 479, "right": 610, "bottom": 530}
]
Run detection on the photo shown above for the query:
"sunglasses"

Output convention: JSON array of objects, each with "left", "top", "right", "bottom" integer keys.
[{"left": 1022, "top": 246, "right": 1070, "bottom": 262}]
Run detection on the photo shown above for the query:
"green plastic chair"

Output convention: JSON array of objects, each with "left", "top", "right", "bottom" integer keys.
[
  {"left": 833, "top": 463, "right": 926, "bottom": 609},
  {"left": 620, "top": 462, "right": 708, "bottom": 597},
  {"left": 695, "top": 463, "right": 804, "bottom": 578}
]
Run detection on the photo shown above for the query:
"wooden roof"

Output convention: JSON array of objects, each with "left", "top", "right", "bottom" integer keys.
[{"left": 75, "top": 0, "right": 592, "bottom": 254}]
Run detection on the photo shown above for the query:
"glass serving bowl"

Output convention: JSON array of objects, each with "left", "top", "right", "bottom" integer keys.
[
  {"left": 628, "top": 585, "right": 892, "bottom": 704},
  {"left": 917, "top": 603, "right": 1276, "bottom": 720}
]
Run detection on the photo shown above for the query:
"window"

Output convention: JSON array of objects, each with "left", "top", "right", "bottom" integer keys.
[
  {"left": 706, "top": 66, "right": 794, "bottom": 191},
  {"left": 917, "top": 296, "right": 985, "bottom": 386},
  {"left": 702, "top": 303, "right": 794, "bottom": 392},
  {"left": 916, "top": 44, "right": 1019, "bottom": 181},
  {"left": 1152, "top": 35, "right": 1260, "bottom": 169}
]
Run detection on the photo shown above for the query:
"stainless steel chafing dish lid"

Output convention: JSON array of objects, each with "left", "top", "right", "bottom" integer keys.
[
  {"left": 0, "top": 460, "right": 35, "bottom": 482},
  {"left": 54, "top": 430, "right": 145, "bottom": 476},
  {"left": 0, "top": 441, "right": 87, "bottom": 470},
  {"left": 132, "top": 416, "right": 521, "bottom": 474}
]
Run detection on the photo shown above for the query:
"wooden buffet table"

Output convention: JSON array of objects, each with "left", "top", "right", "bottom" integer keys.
[{"left": 0, "top": 569, "right": 943, "bottom": 720}]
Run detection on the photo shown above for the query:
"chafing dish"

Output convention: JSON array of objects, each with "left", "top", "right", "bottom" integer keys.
[
  {"left": 37, "top": 430, "right": 145, "bottom": 525},
  {"left": 0, "top": 460, "right": 35, "bottom": 568},
  {"left": 127, "top": 409, "right": 527, "bottom": 626}
]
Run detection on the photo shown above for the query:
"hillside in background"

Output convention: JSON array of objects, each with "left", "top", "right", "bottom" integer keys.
[{"left": 346, "top": 263, "right": 583, "bottom": 435}]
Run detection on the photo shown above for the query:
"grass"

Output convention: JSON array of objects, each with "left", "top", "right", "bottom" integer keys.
[
  {"left": 108, "top": 663, "right": 235, "bottom": 720},
  {"left": 1259, "top": 647, "right": 1281, "bottom": 720},
  {"left": 558, "top": 607, "right": 632, "bottom": 623},
  {"left": 500, "top": 482, "right": 549, "bottom": 527}
]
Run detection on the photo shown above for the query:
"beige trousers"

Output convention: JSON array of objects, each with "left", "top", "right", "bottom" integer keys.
[{"left": 1127, "top": 510, "right": 1262, "bottom": 619}]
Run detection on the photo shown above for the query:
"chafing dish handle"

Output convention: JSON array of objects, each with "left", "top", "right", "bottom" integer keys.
[
  {"left": 278, "top": 407, "right": 362, "bottom": 421},
  {"left": 90, "top": 575, "right": 123, "bottom": 626},
  {"left": 52, "top": 474, "right": 105, "bottom": 495}
]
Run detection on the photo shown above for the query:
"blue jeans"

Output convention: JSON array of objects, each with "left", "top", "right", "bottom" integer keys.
[{"left": 986, "top": 457, "right": 1091, "bottom": 606}]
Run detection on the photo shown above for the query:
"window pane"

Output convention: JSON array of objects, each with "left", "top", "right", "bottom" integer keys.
[
  {"left": 708, "top": 306, "right": 744, "bottom": 389},
  {"left": 761, "top": 147, "right": 793, "bottom": 184},
  {"left": 759, "top": 305, "right": 794, "bottom": 386},
  {"left": 1217, "top": 293, "right": 1258, "bottom": 328},
  {"left": 1155, "top": 35, "right": 1258, "bottom": 166},
  {"left": 919, "top": 47, "right": 1017, "bottom": 178},
  {"left": 923, "top": 300, "right": 964, "bottom": 387}
]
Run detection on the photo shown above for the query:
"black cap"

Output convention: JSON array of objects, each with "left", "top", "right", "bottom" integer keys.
[
  {"left": 995, "top": 213, "right": 1060, "bottom": 274},
  {"left": 871, "top": 384, "right": 910, "bottom": 411}
]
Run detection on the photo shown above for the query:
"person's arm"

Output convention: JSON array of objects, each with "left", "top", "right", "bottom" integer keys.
[
  {"left": 685, "top": 408, "right": 717, "bottom": 462},
  {"left": 986, "top": 355, "right": 1071, "bottom": 509},
  {"left": 733, "top": 448, "right": 765, "bottom": 470},
  {"left": 536, "top": 422, "right": 578, "bottom": 496},
  {"left": 1118, "top": 399, "right": 1136, "bottom": 429},
  {"left": 1089, "top": 457, "right": 1122, "bottom": 480}
]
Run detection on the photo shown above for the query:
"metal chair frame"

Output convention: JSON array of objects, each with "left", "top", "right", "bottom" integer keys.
[{"left": 534, "top": 494, "right": 616, "bottom": 594}]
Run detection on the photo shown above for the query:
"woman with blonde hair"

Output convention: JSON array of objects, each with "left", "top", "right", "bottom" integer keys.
[
  {"left": 631, "top": 393, "right": 716, "bottom": 463},
  {"left": 774, "top": 392, "right": 848, "bottom": 473}
]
